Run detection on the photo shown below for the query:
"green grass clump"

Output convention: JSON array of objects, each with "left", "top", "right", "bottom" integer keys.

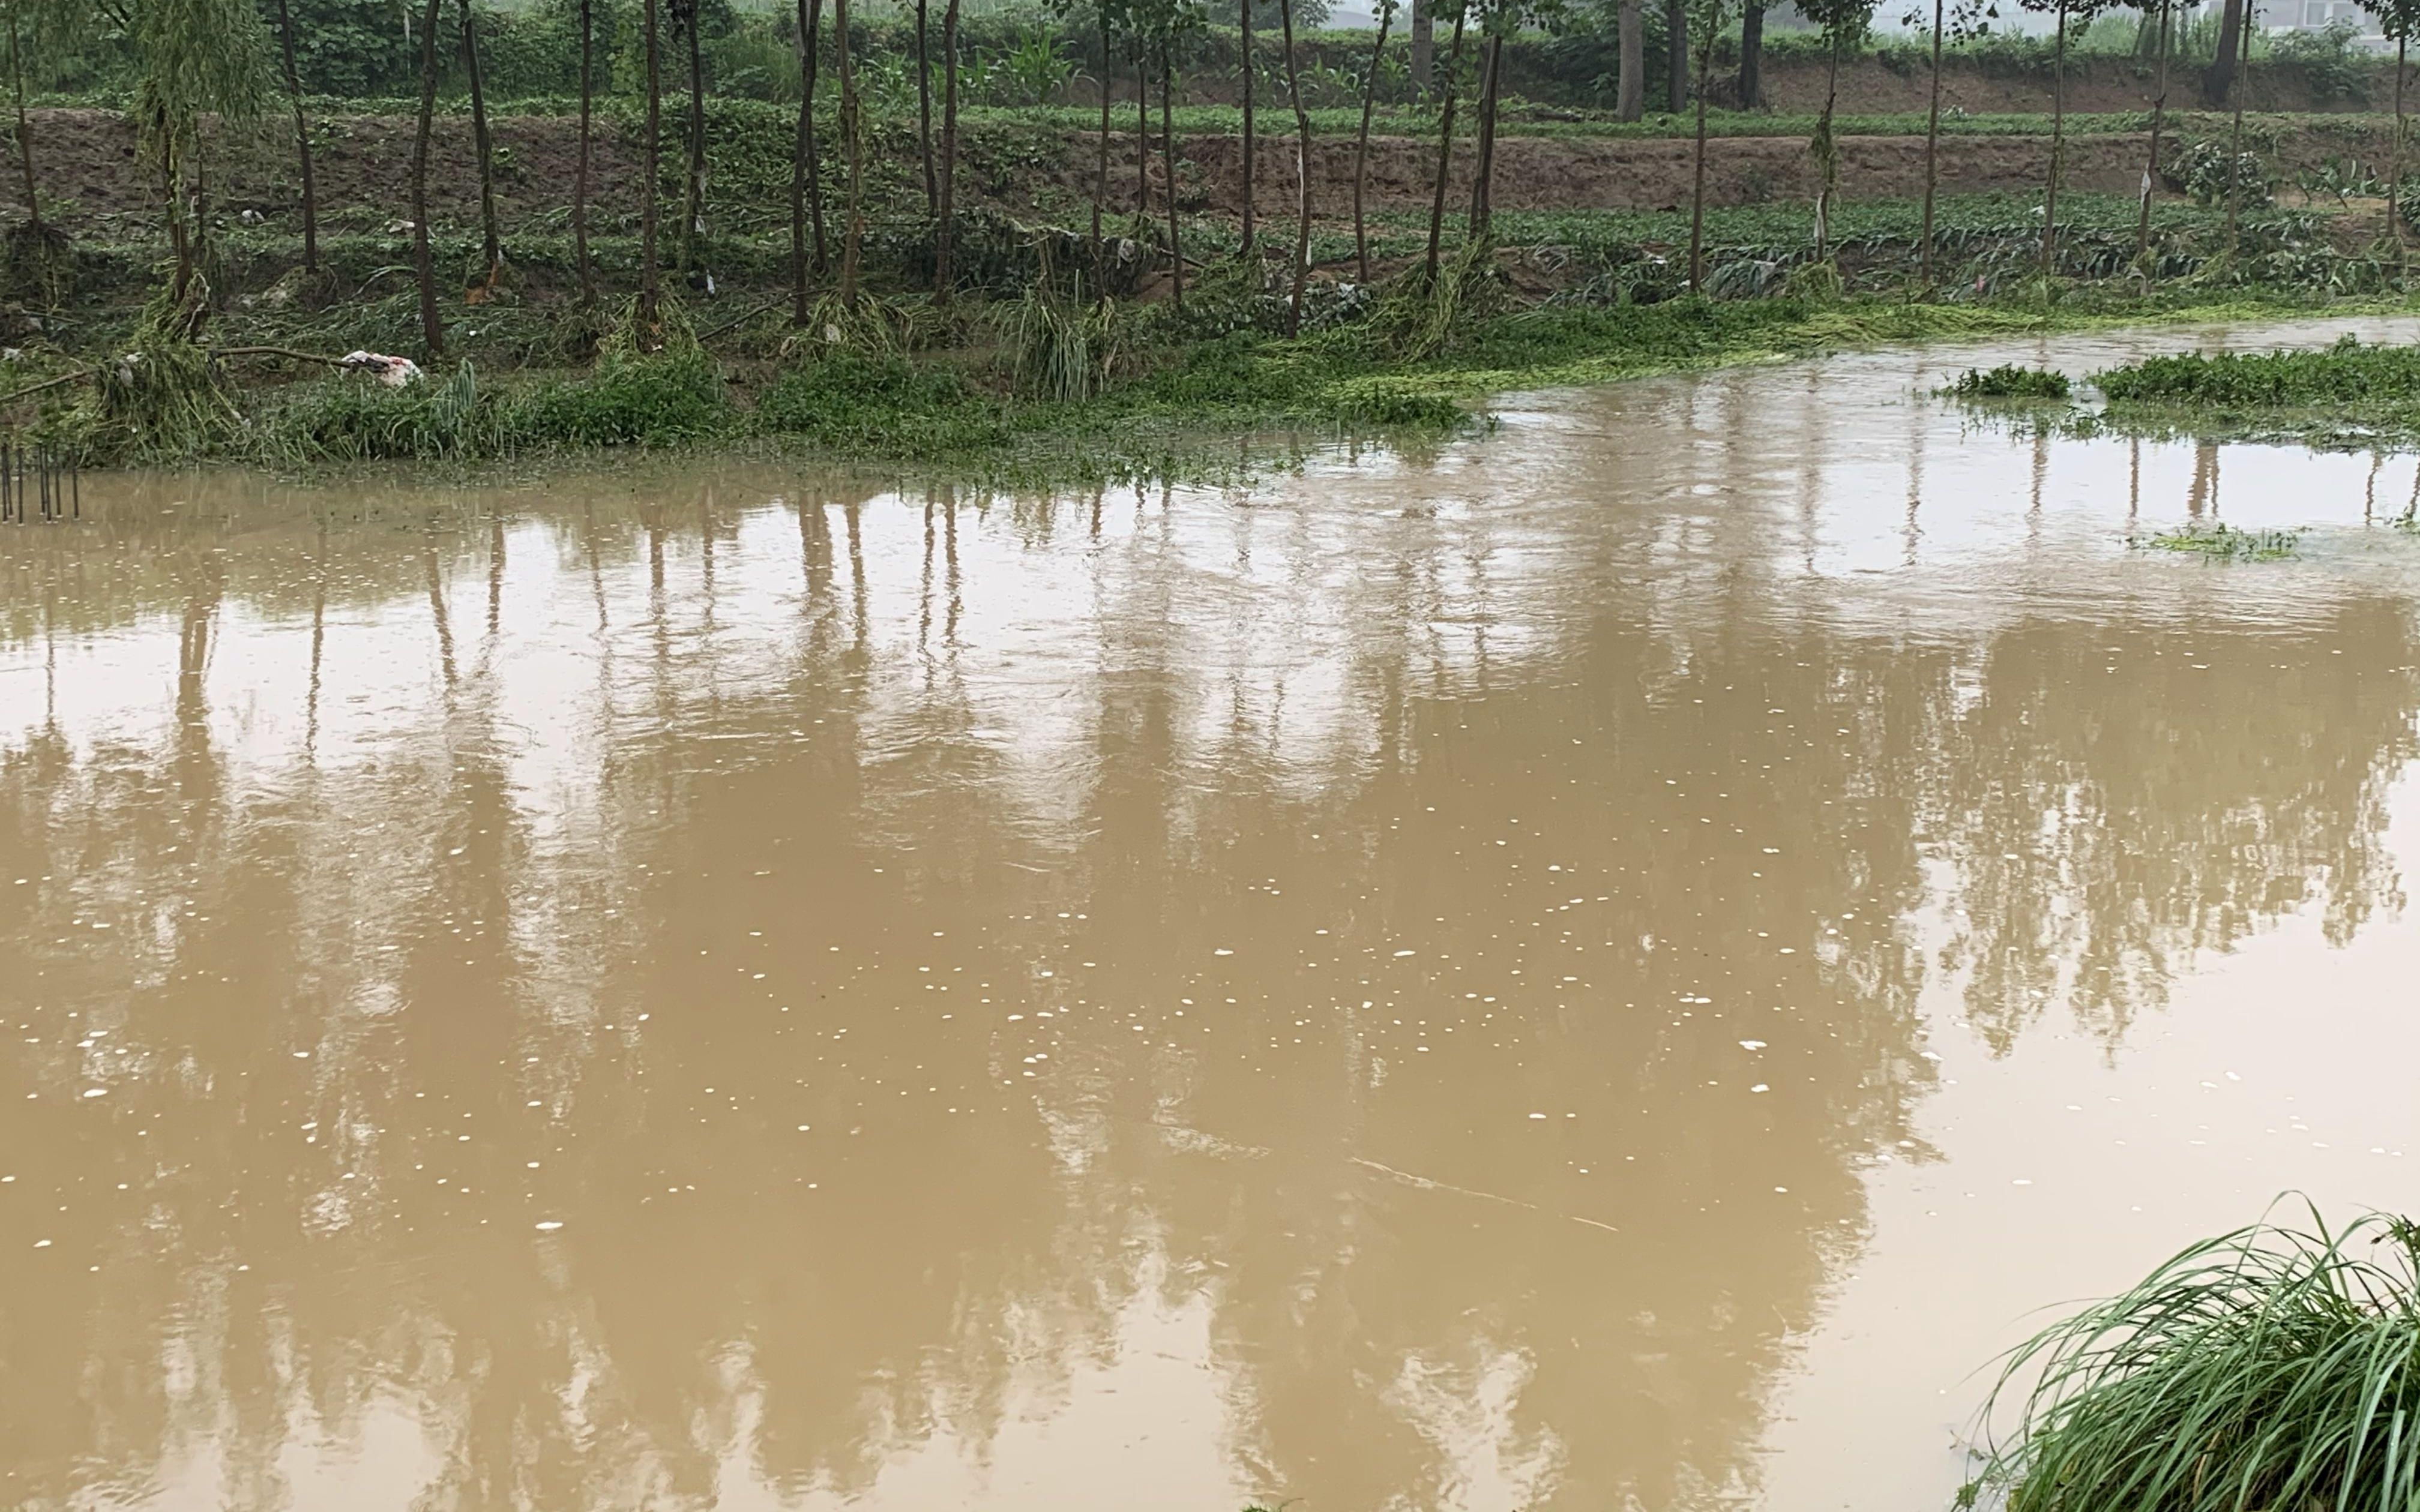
[
  {"left": 1972, "top": 1207, "right": 2420, "bottom": 1512},
  {"left": 2145, "top": 521, "right": 2302, "bottom": 559},
  {"left": 255, "top": 350, "right": 731, "bottom": 463},
  {"left": 1950, "top": 364, "right": 2074, "bottom": 400},
  {"left": 2096, "top": 335, "right": 2420, "bottom": 407}
]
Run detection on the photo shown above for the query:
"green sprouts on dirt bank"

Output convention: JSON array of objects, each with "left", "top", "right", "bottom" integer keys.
[{"left": 1968, "top": 1204, "right": 2420, "bottom": 1512}]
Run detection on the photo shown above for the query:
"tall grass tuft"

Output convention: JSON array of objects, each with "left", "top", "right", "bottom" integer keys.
[
  {"left": 1971, "top": 1205, "right": 2420, "bottom": 1512},
  {"left": 996, "top": 284, "right": 1116, "bottom": 402}
]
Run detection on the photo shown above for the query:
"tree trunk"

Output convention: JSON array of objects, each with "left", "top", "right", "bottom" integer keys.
[
  {"left": 1241, "top": 0, "right": 1256, "bottom": 252},
  {"left": 1814, "top": 30, "right": 1839, "bottom": 260},
  {"left": 1137, "top": 45, "right": 1149, "bottom": 212},
  {"left": 641, "top": 0, "right": 662, "bottom": 334},
  {"left": 2135, "top": 0, "right": 2169, "bottom": 274},
  {"left": 1411, "top": 0, "right": 1432, "bottom": 98},
  {"left": 274, "top": 0, "right": 316, "bottom": 271},
  {"left": 804, "top": 0, "right": 826, "bottom": 276},
  {"left": 1095, "top": 7, "right": 1112, "bottom": 299},
  {"left": 2223, "top": 0, "right": 2250, "bottom": 254},
  {"left": 791, "top": 0, "right": 812, "bottom": 319},
  {"left": 159, "top": 125, "right": 191, "bottom": 304},
  {"left": 1666, "top": 0, "right": 1687, "bottom": 113},
  {"left": 2395, "top": 32, "right": 2408, "bottom": 287},
  {"left": 1281, "top": 0, "right": 1312, "bottom": 334},
  {"left": 1161, "top": 42, "right": 1182, "bottom": 308},
  {"left": 1353, "top": 0, "right": 1395, "bottom": 283},
  {"left": 1467, "top": 32, "right": 1501, "bottom": 236},
  {"left": 936, "top": 0, "right": 960, "bottom": 298},
  {"left": 916, "top": 0, "right": 938, "bottom": 215},
  {"left": 1919, "top": 0, "right": 1944, "bottom": 290},
  {"left": 2041, "top": 0, "right": 2064, "bottom": 277},
  {"left": 461, "top": 0, "right": 502, "bottom": 288},
  {"left": 1616, "top": 0, "right": 1643, "bottom": 121},
  {"left": 1687, "top": 1, "right": 1715, "bottom": 290},
  {"left": 577, "top": 0, "right": 596, "bottom": 304},
  {"left": 412, "top": 0, "right": 445, "bottom": 355},
  {"left": 1422, "top": 7, "right": 1466, "bottom": 283},
  {"left": 2202, "top": 0, "right": 2243, "bottom": 109},
  {"left": 678, "top": 0, "right": 708, "bottom": 280},
  {"left": 1736, "top": 2, "right": 1763, "bottom": 110},
  {"left": 835, "top": 0, "right": 862, "bottom": 304}
]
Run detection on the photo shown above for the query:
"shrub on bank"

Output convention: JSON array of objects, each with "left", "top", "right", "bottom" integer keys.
[{"left": 1973, "top": 1207, "right": 2420, "bottom": 1512}]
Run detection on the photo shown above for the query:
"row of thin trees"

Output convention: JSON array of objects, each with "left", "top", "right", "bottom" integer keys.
[{"left": 8, "top": 0, "right": 2420, "bottom": 370}]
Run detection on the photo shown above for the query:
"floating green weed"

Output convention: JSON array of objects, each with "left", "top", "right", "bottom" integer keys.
[
  {"left": 1949, "top": 364, "right": 2074, "bottom": 400},
  {"left": 1971, "top": 1205, "right": 2420, "bottom": 1512},
  {"left": 2096, "top": 335, "right": 2420, "bottom": 407},
  {"left": 2143, "top": 521, "right": 2302, "bottom": 560}
]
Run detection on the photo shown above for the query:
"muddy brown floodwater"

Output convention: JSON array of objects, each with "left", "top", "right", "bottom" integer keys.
[{"left": 7, "top": 318, "right": 2420, "bottom": 1512}]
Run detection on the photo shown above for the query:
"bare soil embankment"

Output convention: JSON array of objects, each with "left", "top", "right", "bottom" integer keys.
[{"left": 6, "top": 106, "right": 2392, "bottom": 247}]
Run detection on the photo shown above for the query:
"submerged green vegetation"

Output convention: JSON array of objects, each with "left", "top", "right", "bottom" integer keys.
[
  {"left": 2143, "top": 521, "right": 2304, "bottom": 559},
  {"left": 1971, "top": 1208, "right": 2420, "bottom": 1512},
  {"left": 1950, "top": 335, "right": 2420, "bottom": 452},
  {"left": 1950, "top": 364, "right": 2074, "bottom": 400}
]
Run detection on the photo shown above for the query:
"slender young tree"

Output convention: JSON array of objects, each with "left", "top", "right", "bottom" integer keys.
[
  {"left": 1467, "top": 29, "right": 1502, "bottom": 235},
  {"left": 408, "top": 0, "right": 444, "bottom": 350},
  {"left": 792, "top": 0, "right": 813, "bottom": 318},
  {"left": 2134, "top": 0, "right": 2172, "bottom": 273},
  {"left": 2017, "top": 0, "right": 2095, "bottom": 278},
  {"left": 2359, "top": 0, "right": 2420, "bottom": 283},
  {"left": 1136, "top": 35, "right": 1149, "bottom": 213},
  {"left": 1160, "top": 35, "right": 1182, "bottom": 307},
  {"left": 835, "top": 0, "right": 863, "bottom": 303},
  {"left": 1352, "top": 0, "right": 1399, "bottom": 281},
  {"left": 1917, "top": 0, "right": 1946, "bottom": 289},
  {"left": 1279, "top": 0, "right": 1311, "bottom": 331},
  {"left": 1801, "top": 0, "right": 1874, "bottom": 265},
  {"left": 134, "top": 0, "right": 272, "bottom": 309},
  {"left": 576, "top": 0, "right": 596, "bottom": 304},
  {"left": 1241, "top": 0, "right": 1256, "bottom": 253},
  {"left": 916, "top": 0, "right": 938, "bottom": 215},
  {"left": 936, "top": 0, "right": 961, "bottom": 296},
  {"left": 1684, "top": 0, "right": 1730, "bottom": 290},
  {"left": 1093, "top": 0, "right": 1117, "bottom": 296},
  {"left": 459, "top": 0, "right": 503, "bottom": 291},
  {"left": 640, "top": 0, "right": 663, "bottom": 334},
  {"left": 1410, "top": 0, "right": 1432, "bottom": 94},
  {"left": 1421, "top": 1, "right": 1467, "bottom": 283},
  {"left": 2221, "top": 0, "right": 2253, "bottom": 256},
  {"left": 672, "top": 0, "right": 709, "bottom": 281},
  {"left": 271, "top": 0, "right": 316, "bottom": 274},
  {"left": 801, "top": 0, "right": 827, "bottom": 278}
]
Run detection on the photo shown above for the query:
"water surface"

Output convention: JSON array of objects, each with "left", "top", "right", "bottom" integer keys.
[{"left": 7, "top": 318, "right": 2420, "bottom": 1512}]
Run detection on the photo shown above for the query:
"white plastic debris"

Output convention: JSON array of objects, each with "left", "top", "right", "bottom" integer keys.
[{"left": 340, "top": 350, "right": 424, "bottom": 388}]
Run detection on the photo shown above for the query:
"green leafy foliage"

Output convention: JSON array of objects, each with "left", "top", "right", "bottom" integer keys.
[
  {"left": 2095, "top": 335, "right": 2420, "bottom": 406},
  {"left": 1949, "top": 362, "right": 2071, "bottom": 398}
]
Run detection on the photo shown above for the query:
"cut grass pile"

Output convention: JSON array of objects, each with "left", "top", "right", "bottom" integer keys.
[{"left": 1971, "top": 1205, "right": 2420, "bottom": 1512}]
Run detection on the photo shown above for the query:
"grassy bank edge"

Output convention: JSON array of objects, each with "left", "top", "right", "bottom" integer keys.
[
  {"left": 73, "top": 292, "right": 2417, "bottom": 494},
  {"left": 679, "top": 293, "right": 2420, "bottom": 491}
]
